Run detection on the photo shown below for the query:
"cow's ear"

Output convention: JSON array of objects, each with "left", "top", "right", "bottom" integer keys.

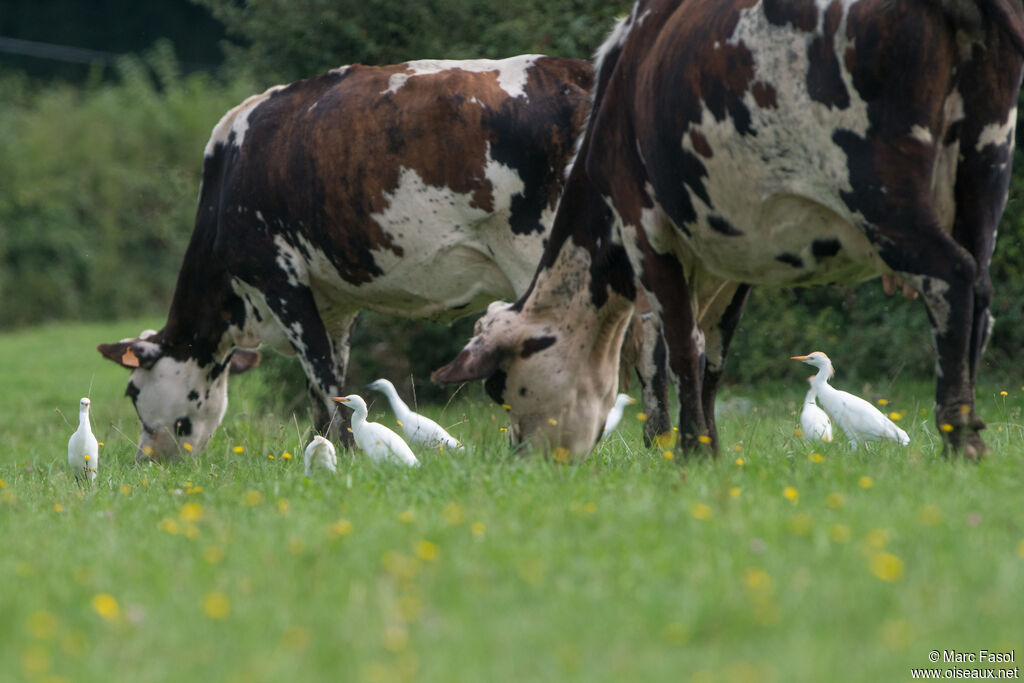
[
  {"left": 97, "top": 338, "right": 163, "bottom": 370},
  {"left": 432, "top": 342, "right": 508, "bottom": 384},
  {"left": 229, "top": 349, "right": 261, "bottom": 375}
]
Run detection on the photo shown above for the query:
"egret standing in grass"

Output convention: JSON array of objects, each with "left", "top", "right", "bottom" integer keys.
[
  {"left": 602, "top": 393, "right": 636, "bottom": 436},
  {"left": 365, "top": 378, "right": 461, "bottom": 449},
  {"left": 332, "top": 395, "right": 420, "bottom": 467},
  {"left": 68, "top": 397, "right": 98, "bottom": 482},
  {"left": 799, "top": 379, "right": 833, "bottom": 443},
  {"left": 303, "top": 435, "right": 337, "bottom": 476},
  {"left": 791, "top": 351, "right": 909, "bottom": 449}
]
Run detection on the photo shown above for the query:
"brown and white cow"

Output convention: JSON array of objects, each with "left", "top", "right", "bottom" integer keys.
[
  {"left": 434, "top": 0, "right": 1024, "bottom": 459},
  {"left": 98, "top": 55, "right": 604, "bottom": 461}
]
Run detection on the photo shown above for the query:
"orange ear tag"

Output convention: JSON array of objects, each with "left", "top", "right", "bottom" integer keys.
[{"left": 122, "top": 348, "right": 140, "bottom": 368}]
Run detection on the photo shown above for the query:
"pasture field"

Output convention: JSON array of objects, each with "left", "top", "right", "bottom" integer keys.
[{"left": 1, "top": 320, "right": 1022, "bottom": 683}]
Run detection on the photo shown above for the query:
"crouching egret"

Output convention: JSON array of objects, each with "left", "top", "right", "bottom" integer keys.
[
  {"left": 791, "top": 352, "right": 909, "bottom": 449},
  {"left": 603, "top": 393, "right": 636, "bottom": 435},
  {"left": 332, "top": 395, "right": 420, "bottom": 467},
  {"left": 304, "top": 435, "right": 337, "bottom": 476},
  {"left": 68, "top": 397, "right": 98, "bottom": 482},
  {"left": 800, "top": 380, "right": 833, "bottom": 442},
  {"left": 366, "top": 378, "right": 461, "bottom": 449}
]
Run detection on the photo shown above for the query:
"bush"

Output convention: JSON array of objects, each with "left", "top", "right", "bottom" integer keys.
[
  {"left": 198, "top": 0, "right": 632, "bottom": 84},
  {"left": 0, "top": 41, "right": 253, "bottom": 328}
]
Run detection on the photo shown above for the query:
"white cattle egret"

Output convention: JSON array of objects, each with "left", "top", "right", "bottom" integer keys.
[
  {"left": 366, "top": 378, "right": 462, "bottom": 449},
  {"left": 799, "top": 380, "right": 833, "bottom": 442},
  {"left": 332, "top": 395, "right": 420, "bottom": 467},
  {"left": 68, "top": 397, "right": 99, "bottom": 482},
  {"left": 791, "top": 352, "right": 909, "bottom": 449},
  {"left": 303, "top": 435, "right": 337, "bottom": 476},
  {"left": 603, "top": 393, "right": 636, "bottom": 435}
]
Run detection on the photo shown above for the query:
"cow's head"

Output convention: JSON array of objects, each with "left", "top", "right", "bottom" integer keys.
[
  {"left": 433, "top": 289, "right": 633, "bottom": 456},
  {"left": 98, "top": 330, "right": 260, "bottom": 462}
]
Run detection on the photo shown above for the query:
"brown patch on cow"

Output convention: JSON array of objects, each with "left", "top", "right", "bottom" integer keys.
[
  {"left": 763, "top": 0, "right": 818, "bottom": 32},
  {"left": 233, "top": 57, "right": 594, "bottom": 283},
  {"left": 690, "top": 130, "right": 713, "bottom": 157},
  {"left": 520, "top": 335, "right": 557, "bottom": 358},
  {"left": 751, "top": 81, "right": 778, "bottom": 108},
  {"left": 806, "top": 1, "right": 849, "bottom": 109}
]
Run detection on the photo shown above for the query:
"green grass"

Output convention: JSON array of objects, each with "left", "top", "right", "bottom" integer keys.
[{"left": 2, "top": 320, "right": 1022, "bottom": 683}]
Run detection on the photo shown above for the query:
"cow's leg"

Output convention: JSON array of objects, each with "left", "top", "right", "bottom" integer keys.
[
  {"left": 941, "top": 54, "right": 1021, "bottom": 458},
  {"left": 257, "top": 280, "right": 354, "bottom": 445},
  {"left": 637, "top": 248, "right": 711, "bottom": 456},
  {"left": 318, "top": 313, "right": 358, "bottom": 444},
  {"left": 699, "top": 283, "right": 751, "bottom": 450},
  {"left": 872, "top": 214, "right": 984, "bottom": 457},
  {"left": 635, "top": 314, "right": 672, "bottom": 446}
]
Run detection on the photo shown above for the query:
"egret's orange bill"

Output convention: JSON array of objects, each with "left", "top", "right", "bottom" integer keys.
[
  {"left": 331, "top": 396, "right": 349, "bottom": 403},
  {"left": 791, "top": 355, "right": 811, "bottom": 361}
]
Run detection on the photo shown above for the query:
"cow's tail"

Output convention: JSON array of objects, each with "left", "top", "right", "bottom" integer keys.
[{"left": 975, "top": 0, "right": 1024, "bottom": 56}]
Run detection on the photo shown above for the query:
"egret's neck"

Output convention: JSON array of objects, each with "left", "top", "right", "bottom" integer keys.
[
  {"left": 803, "top": 387, "right": 817, "bottom": 405},
  {"left": 381, "top": 383, "right": 410, "bottom": 419},
  {"left": 809, "top": 368, "right": 838, "bottom": 401},
  {"left": 78, "top": 406, "right": 90, "bottom": 426},
  {"left": 349, "top": 405, "right": 368, "bottom": 425}
]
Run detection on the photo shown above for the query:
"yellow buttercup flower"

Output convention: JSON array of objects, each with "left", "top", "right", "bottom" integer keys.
[
  {"left": 697, "top": 434, "right": 711, "bottom": 445},
  {"left": 662, "top": 450, "right": 675, "bottom": 460},
  {"left": 415, "top": 540, "right": 439, "bottom": 562},
  {"left": 870, "top": 552, "right": 905, "bottom": 582},
  {"left": 918, "top": 504, "right": 942, "bottom": 526},
  {"left": 654, "top": 432, "right": 676, "bottom": 448},
  {"left": 690, "top": 503, "right": 713, "bottom": 521},
  {"left": 808, "top": 452, "right": 824, "bottom": 463},
  {"left": 826, "top": 492, "right": 845, "bottom": 509},
  {"left": 178, "top": 502, "right": 204, "bottom": 522},
  {"left": 202, "top": 592, "right": 231, "bottom": 619},
  {"left": 783, "top": 487, "right": 799, "bottom": 503},
  {"left": 829, "top": 524, "right": 852, "bottom": 543},
  {"left": 91, "top": 593, "right": 121, "bottom": 622},
  {"left": 859, "top": 476, "right": 874, "bottom": 489},
  {"left": 233, "top": 445, "right": 244, "bottom": 453},
  {"left": 328, "top": 519, "right": 353, "bottom": 537},
  {"left": 202, "top": 546, "right": 225, "bottom": 564}
]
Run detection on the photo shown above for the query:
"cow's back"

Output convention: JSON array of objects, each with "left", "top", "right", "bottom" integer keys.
[{"left": 198, "top": 56, "right": 593, "bottom": 319}]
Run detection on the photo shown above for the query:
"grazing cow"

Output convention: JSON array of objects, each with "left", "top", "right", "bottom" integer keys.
[
  {"left": 98, "top": 55, "right": 597, "bottom": 461},
  {"left": 434, "top": 0, "right": 1024, "bottom": 459}
]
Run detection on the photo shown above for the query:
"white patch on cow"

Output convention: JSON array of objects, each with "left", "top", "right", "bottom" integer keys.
[
  {"left": 910, "top": 125, "right": 933, "bottom": 145},
  {"left": 244, "top": 146, "right": 544, "bottom": 327},
  {"left": 204, "top": 84, "right": 286, "bottom": 156},
  {"left": 382, "top": 56, "right": 543, "bottom": 99},
  {"left": 664, "top": 0, "right": 883, "bottom": 286},
  {"left": 931, "top": 90, "right": 964, "bottom": 235},
  {"left": 272, "top": 235, "right": 307, "bottom": 289},
  {"left": 975, "top": 107, "right": 1017, "bottom": 152},
  {"left": 905, "top": 273, "right": 951, "bottom": 335},
  {"left": 593, "top": 15, "right": 633, "bottom": 75}
]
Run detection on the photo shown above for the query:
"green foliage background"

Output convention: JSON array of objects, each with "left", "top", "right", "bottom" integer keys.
[{"left": 0, "top": 1, "right": 1022, "bottom": 397}]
